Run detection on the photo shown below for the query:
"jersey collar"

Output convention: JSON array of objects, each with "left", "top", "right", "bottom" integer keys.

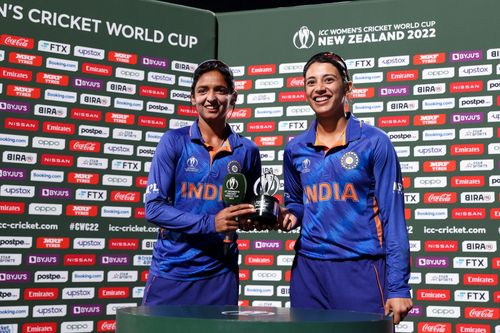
[
  {"left": 306, "top": 114, "right": 363, "bottom": 147},
  {"left": 189, "top": 119, "right": 243, "bottom": 151}
]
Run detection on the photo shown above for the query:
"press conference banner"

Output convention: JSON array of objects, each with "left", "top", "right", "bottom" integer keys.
[
  {"left": 217, "top": 0, "right": 499, "bottom": 332},
  {"left": 0, "top": 0, "right": 215, "bottom": 332}
]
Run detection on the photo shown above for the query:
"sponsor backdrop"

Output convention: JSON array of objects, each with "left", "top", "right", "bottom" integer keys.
[
  {"left": 0, "top": 0, "right": 499, "bottom": 332},
  {"left": 0, "top": 0, "right": 216, "bottom": 332},
  {"left": 218, "top": 0, "right": 500, "bottom": 332}
]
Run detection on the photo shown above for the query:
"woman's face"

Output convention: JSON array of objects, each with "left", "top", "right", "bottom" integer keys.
[
  {"left": 304, "top": 62, "right": 350, "bottom": 119},
  {"left": 191, "top": 70, "right": 233, "bottom": 124}
]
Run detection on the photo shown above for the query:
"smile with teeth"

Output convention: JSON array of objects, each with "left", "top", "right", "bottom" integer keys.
[
  {"left": 314, "top": 95, "right": 330, "bottom": 102},
  {"left": 204, "top": 104, "right": 220, "bottom": 110}
]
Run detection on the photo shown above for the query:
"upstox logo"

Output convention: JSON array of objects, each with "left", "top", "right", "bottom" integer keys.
[{"left": 293, "top": 26, "right": 315, "bottom": 49}]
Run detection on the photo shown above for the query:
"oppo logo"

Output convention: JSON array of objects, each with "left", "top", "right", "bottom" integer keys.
[
  {"left": 115, "top": 67, "right": 144, "bottom": 80},
  {"left": 102, "top": 174, "right": 132, "bottom": 186},
  {"left": 255, "top": 78, "right": 284, "bottom": 89},
  {"left": 426, "top": 306, "right": 460, "bottom": 318},
  {"left": 426, "top": 70, "right": 451, "bottom": 76},
  {"left": 61, "top": 322, "right": 92, "bottom": 332},
  {"left": 422, "top": 67, "right": 455, "bottom": 79},
  {"left": 29, "top": 203, "right": 62, "bottom": 215},
  {"left": 279, "top": 62, "right": 304, "bottom": 74},
  {"left": 252, "top": 270, "right": 281, "bottom": 281},
  {"left": 33, "top": 137, "right": 65, "bottom": 150},
  {"left": 414, "top": 177, "right": 447, "bottom": 188}
]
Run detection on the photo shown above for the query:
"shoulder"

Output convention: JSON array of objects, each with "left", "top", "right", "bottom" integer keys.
[
  {"left": 160, "top": 126, "right": 189, "bottom": 144},
  {"left": 236, "top": 134, "right": 260, "bottom": 154},
  {"left": 359, "top": 121, "right": 392, "bottom": 147},
  {"left": 156, "top": 127, "right": 190, "bottom": 157},
  {"left": 285, "top": 131, "right": 308, "bottom": 152}
]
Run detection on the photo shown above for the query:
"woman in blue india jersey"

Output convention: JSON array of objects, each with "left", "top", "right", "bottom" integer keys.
[
  {"left": 143, "top": 60, "right": 260, "bottom": 305},
  {"left": 280, "top": 52, "right": 412, "bottom": 324}
]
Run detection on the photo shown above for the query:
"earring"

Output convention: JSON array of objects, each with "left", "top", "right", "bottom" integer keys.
[{"left": 342, "top": 96, "right": 349, "bottom": 118}]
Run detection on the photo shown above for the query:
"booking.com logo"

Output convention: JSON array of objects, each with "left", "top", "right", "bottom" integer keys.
[{"left": 293, "top": 26, "right": 315, "bottom": 49}]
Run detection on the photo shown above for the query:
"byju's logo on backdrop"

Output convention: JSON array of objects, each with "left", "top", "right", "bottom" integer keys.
[{"left": 293, "top": 26, "right": 315, "bottom": 49}]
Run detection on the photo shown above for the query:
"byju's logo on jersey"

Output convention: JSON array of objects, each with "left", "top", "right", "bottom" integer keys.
[
  {"left": 185, "top": 156, "right": 199, "bottom": 172},
  {"left": 293, "top": 26, "right": 315, "bottom": 49},
  {"left": 341, "top": 152, "right": 359, "bottom": 170},
  {"left": 301, "top": 158, "right": 311, "bottom": 173}
]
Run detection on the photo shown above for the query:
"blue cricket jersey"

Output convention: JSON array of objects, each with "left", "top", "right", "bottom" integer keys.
[
  {"left": 145, "top": 120, "right": 261, "bottom": 280},
  {"left": 284, "top": 115, "right": 411, "bottom": 299}
]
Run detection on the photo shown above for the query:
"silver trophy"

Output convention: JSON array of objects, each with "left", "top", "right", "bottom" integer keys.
[{"left": 250, "top": 171, "right": 280, "bottom": 227}]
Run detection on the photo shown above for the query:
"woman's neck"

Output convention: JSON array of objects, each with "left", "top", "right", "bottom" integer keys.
[
  {"left": 198, "top": 118, "right": 227, "bottom": 147},
  {"left": 316, "top": 114, "right": 347, "bottom": 135}
]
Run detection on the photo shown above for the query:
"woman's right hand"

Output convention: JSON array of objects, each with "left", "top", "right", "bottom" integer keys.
[
  {"left": 278, "top": 206, "right": 298, "bottom": 231},
  {"left": 214, "top": 204, "right": 255, "bottom": 233}
]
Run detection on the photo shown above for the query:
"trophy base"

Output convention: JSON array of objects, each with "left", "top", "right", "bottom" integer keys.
[{"left": 250, "top": 195, "right": 279, "bottom": 228}]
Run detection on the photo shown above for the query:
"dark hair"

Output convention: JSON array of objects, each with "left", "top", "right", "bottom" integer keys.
[
  {"left": 303, "top": 52, "right": 350, "bottom": 82},
  {"left": 191, "top": 59, "right": 235, "bottom": 95}
]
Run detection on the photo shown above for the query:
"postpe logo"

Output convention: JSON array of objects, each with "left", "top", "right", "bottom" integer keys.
[{"left": 293, "top": 26, "right": 315, "bottom": 49}]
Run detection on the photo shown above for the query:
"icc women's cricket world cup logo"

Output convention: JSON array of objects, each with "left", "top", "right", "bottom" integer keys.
[{"left": 250, "top": 171, "right": 280, "bottom": 227}]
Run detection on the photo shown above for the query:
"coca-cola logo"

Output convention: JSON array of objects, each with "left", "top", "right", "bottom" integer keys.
[
  {"left": 228, "top": 108, "right": 251, "bottom": 119},
  {"left": 1, "top": 34, "right": 34, "bottom": 49},
  {"left": 98, "top": 320, "right": 116, "bottom": 332},
  {"left": 424, "top": 192, "right": 456, "bottom": 204},
  {"left": 419, "top": 322, "right": 451, "bottom": 333},
  {"left": 112, "top": 191, "right": 139, "bottom": 202},
  {"left": 287, "top": 76, "right": 304, "bottom": 87},
  {"left": 465, "top": 307, "right": 498, "bottom": 319},
  {"left": 70, "top": 140, "right": 99, "bottom": 152}
]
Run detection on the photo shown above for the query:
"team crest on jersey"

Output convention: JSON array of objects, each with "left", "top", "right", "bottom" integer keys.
[
  {"left": 185, "top": 156, "right": 199, "bottom": 172},
  {"left": 340, "top": 151, "right": 359, "bottom": 170},
  {"left": 301, "top": 158, "right": 311, "bottom": 173},
  {"left": 227, "top": 160, "right": 242, "bottom": 174}
]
